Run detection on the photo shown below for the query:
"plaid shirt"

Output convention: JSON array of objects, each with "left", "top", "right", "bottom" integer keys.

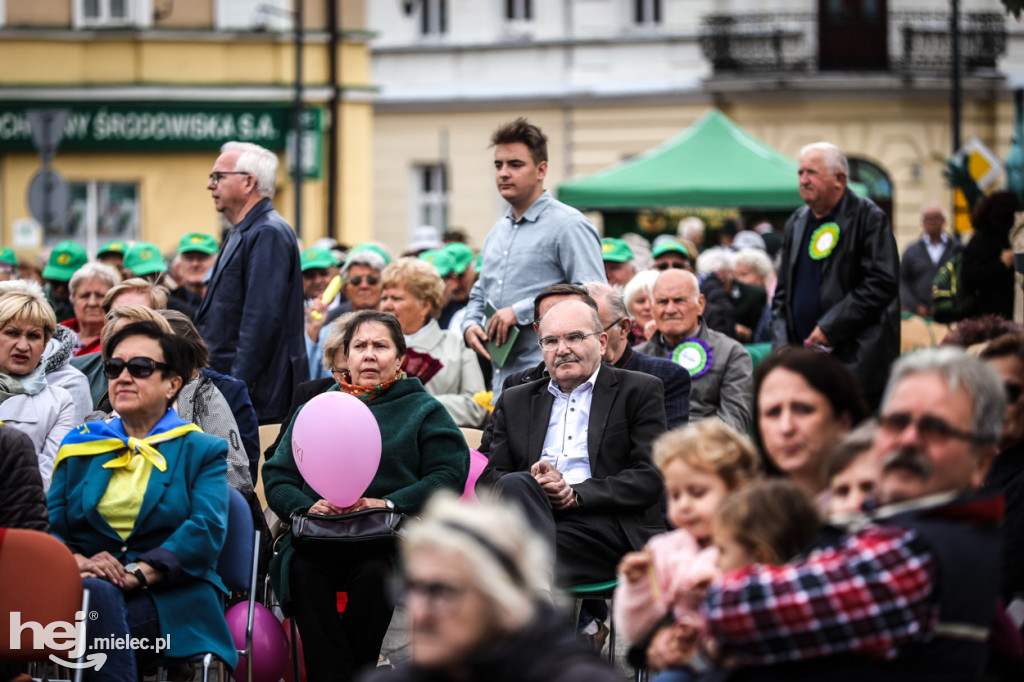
[{"left": 703, "top": 524, "right": 939, "bottom": 666}]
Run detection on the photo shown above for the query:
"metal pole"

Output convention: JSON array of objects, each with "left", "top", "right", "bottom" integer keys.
[
  {"left": 951, "top": 0, "right": 961, "bottom": 153},
  {"left": 327, "top": 0, "right": 340, "bottom": 241},
  {"left": 293, "top": 0, "right": 304, "bottom": 237}
]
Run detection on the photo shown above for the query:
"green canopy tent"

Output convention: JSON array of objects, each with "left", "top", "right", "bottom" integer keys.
[{"left": 558, "top": 109, "right": 806, "bottom": 211}]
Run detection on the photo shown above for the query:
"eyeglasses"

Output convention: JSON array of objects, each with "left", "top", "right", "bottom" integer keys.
[
  {"left": 538, "top": 331, "right": 600, "bottom": 351},
  {"left": 603, "top": 317, "right": 627, "bottom": 332},
  {"left": 877, "top": 411, "right": 990, "bottom": 446},
  {"left": 103, "top": 356, "right": 171, "bottom": 380},
  {"left": 1006, "top": 382, "right": 1024, "bottom": 403},
  {"left": 653, "top": 261, "right": 690, "bottom": 271},
  {"left": 207, "top": 171, "right": 250, "bottom": 185},
  {"left": 348, "top": 275, "right": 380, "bottom": 287},
  {"left": 399, "top": 579, "right": 468, "bottom": 612}
]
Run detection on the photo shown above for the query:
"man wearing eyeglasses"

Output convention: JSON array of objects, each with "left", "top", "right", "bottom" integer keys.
[
  {"left": 197, "top": 141, "right": 308, "bottom": 424},
  {"left": 477, "top": 298, "right": 666, "bottom": 595},
  {"left": 705, "top": 347, "right": 1006, "bottom": 680}
]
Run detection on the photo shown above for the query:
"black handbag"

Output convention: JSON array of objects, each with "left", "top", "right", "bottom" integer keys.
[{"left": 289, "top": 507, "right": 409, "bottom": 549}]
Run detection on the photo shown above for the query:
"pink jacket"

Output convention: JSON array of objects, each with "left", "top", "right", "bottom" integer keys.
[{"left": 613, "top": 529, "right": 720, "bottom": 644}]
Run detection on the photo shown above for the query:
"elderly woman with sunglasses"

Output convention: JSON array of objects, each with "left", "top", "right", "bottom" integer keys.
[
  {"left": 48, "top": 321, "right": 237, "bottom": 681},
  {"left": 0, "top": 282, "right": 76, "bottom": 491}
]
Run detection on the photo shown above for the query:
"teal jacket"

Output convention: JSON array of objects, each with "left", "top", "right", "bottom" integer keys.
[
  {"left": 264, "top": 378, "right": 469, "bottom": 610},
  {"left": 48, "top": 427, "right": 238, "bottom": 668}
]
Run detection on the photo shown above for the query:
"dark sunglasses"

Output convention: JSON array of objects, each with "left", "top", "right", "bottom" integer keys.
[
  {"left": 1006, "top": 382, "right": 1024, "bottom": 404},
  {"left": 349, "top": 275, "right": 380, "bottom": 287},
  {"left": 103, "top": 356, "right": 171, "bottom": 380},
  {"left": 653, "top": 261, "right": 690, "bottom": 271}
]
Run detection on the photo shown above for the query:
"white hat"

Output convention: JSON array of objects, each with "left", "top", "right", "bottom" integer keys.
[{"left": 409, "top": 225, "right": 443, "bottom": 252}]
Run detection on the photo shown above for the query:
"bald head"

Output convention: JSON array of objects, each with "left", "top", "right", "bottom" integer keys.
[
  {"left": 652, "top": 269, "right": 704, "bottom": 346},
  {"left": 539, "top": 299, "right": 608, "bottom": 393},
  {"left": 921, "top": 203, "right": 947, "bottom": 240}
]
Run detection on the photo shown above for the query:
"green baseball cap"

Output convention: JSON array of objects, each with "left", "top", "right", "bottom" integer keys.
[
  {"left": 0, "top": 248, "right": 17, "bottom": 267},
  {"left": 98, "top": 240, "right": 128, "bottom": 257},
  {"left": 43, "top": 241, "right": 88, "bottom": 281},
  {"left": 301, "top": 247, "right": 336, "bottom": 272},
  {"left": 475, "top": 251, "right": 483, "bottom": 273},
  {"left": 347, "top": 243, "right": 391, "bottom": 266},
  {"left": 652, "top": 240, "right": 691, "bottom": 261},
  {"left": 419, "top": 249, "right": 456, "bottom": 278},
  {"left": 124, "top": 242, "right": 167, "bottom": 276},
  {"left": 178, "top": 232, "right": 218, "bottom": 256},
  {"left": 442, "top": 242, "right": 475, "bottom": 274},
  {"left": 601, "top": 238, "right": 634, "bottom": 263}
]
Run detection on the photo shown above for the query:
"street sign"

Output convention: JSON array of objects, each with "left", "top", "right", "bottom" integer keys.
[
  {"left": 27, "top": 168, "right": 69, "bottom": 229},
  {"left": 25, "top": 109, "right": 69, "bottom": 165}
]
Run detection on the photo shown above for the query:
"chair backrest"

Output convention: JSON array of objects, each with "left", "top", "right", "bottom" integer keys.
[
  {"left": 216, "top": 488, "right": 256, "bottom": 592},
  {"left": 0, "top": 529, "right": 84, "bottom": 662}
]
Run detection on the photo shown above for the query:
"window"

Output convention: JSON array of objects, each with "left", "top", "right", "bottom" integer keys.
[
  {"left": 412, "top": 165, "right": 448, "bottom": 233},
  {"left": 421, "top": 0, "right": 447, "bottom": 36},
  {"left": 60, "top": 182, "right": 140, "bottom": 250},
  {"left": 506, "top": 0, "right": 532, "bottom": 21},
  {"left": 75, "top": 0, "right": 151, "bottom": 28},
  {"left": 634, "top": 0, "right": 661, "bottom": 26}
]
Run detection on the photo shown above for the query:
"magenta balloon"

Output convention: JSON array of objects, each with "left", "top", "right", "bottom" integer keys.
[
  {"left": 291, "top": 391, "right": 383, "bottom": 507},
  {"left": 226, "top": 602, "right": 290, "bottom": 682},
  {"left": 460, "top": 449, "right": 488, "bottom": 502}
]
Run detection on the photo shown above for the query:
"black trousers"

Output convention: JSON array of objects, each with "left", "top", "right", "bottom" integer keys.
[
  {"left": 289, "top": 542, "right": 395, "bottom": 682},
  {"left": 493, "top": 471, "right": 633, "bottom": 586}
]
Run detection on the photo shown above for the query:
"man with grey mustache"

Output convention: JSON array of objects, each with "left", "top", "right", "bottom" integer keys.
[{"left": 704, "top": 347, "right": 1008, "bottom": 681}]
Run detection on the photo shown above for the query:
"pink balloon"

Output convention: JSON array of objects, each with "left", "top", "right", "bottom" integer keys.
[
  {"left": 226, "top": 602, "right": 290, "bottom": 682},
  {"left": 461, "top": 449, "right": 488, "bottom": 502},
  {"left": 292, "top": 392, "right": 382, "bottom": 507}
]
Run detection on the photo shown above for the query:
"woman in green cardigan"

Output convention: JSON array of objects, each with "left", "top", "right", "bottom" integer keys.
[{"left": 264, "top": 310, "right": 469, "bottom": 682}]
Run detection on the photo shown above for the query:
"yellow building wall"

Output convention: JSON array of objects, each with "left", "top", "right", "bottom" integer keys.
[{"left": 6, "top": 0, "right": 70, "bottom": 26}]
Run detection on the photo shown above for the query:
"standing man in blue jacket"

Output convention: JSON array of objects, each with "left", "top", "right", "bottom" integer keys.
[{"left": 197, "top": 141, "right": 308, "bottom": 423}]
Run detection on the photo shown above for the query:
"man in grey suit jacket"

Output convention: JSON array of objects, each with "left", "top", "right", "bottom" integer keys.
[
  {"left": 900, "top": 203, "right": 961, "bottom": 317},
  {"left": 477, "top": 299, "right": 667, "bottom": 586}
]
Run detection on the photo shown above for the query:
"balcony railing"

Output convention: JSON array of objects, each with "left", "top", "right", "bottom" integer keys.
[{"left": 700, "top": 11, "right": 1006, "bottom": 75}]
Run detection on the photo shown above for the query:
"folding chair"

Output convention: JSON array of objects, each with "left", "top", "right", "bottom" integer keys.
[
  {"left": 156, "top": 487, "right": 260, "bottom": 682},
  {"left": 0, "top": 528, "right": 89, "bottom": 682}
]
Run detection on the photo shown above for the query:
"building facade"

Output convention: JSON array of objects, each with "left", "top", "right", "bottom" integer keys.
[
  {"left": 0, "top": 0, "right": 374, "bottom": 263},
  {"left": 369, "top": 0, "right": 1024, "bottom": 252}
]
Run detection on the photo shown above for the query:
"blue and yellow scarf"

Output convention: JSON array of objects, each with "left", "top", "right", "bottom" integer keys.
[{"left": 55, "top": 408, "right": 201, "bottom": 472}]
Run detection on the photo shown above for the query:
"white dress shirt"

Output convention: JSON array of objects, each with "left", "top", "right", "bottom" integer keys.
[{"left": 540, "top": 365, "right": 601, "bottom": 485}]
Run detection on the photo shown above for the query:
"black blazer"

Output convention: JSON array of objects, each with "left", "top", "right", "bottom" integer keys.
[{"left": 477, "top": 365, "right": 667, "bottom": 550}]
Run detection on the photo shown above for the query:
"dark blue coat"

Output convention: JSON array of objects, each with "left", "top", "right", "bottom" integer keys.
[{"left": 196, "top": 198, "right": 309, "bottom": 422}]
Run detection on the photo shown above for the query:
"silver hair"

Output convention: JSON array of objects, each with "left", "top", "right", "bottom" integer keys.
[
  {"left": 881, "top": 347, "right": 1006, "bottom": 447},
  {"left": 221, "top": 141, "right": 278, "bottom": 199},
  {"left": 340, "top": 250, "right": 387, "bottom": 281},
  {"left": 677, "top": 216, "right": 705, "bottom": 241},
  {"left": 69, "top": 262, "right": 122, "bottom": 299},
  {"left": 800, "top": 142, "right": 849, "bottom": 177},
  {"left": 654, "top": 269, "right": 701, "bottom": 304},
  {"left": 402, "top": 492, "right": 552, "bottom": 631},
  {"left": 541, "top": 298, "right": 603, "bottom": 334},
  {"left": 695, "top": 247, "right": 736, "bottom": 277},
  {"left": 0, "top": 279, "right": 44, "bottom": 298},
  {"left": 734, "top": 248, "right": 776, "bottom": 282},
  {"left": 623, "top": 269, "right": 658, "bottom": 314},
  {"left": 585, "top": 281, "right": 630, "bottom": 322}
]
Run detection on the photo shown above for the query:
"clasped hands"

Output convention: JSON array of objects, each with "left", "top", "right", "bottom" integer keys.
[
  {"left": 308, "top": 497, "right": 387, "bottom": 515},
  {"left": 530, "top": 460, "right": 578, "bottom": 511},
  {"left": 76, "top": 551, "right": 149, "bottom": 592}
]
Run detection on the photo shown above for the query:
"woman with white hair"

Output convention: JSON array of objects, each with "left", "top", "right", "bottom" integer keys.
[
  {"left": 734, "top": 248, "right": 777, "bottom": 343},
  {"left": 624, "top": 269, "right": 659, "bottom": 344},
  {"left": 62, "top": 261, "right": 122, "bottom": 356},
  {"left": 362, "top": 493, "right": 624, "bottom": 682}
]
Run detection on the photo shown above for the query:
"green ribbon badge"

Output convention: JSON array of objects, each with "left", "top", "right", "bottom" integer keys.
[{"left": 808, "top": 222, "right": 840, "bottom": 260}]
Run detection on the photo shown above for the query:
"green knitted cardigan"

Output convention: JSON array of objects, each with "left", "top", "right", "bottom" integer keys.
[{"left": 264, "top": 377, "right": 469, "bottom": 610}]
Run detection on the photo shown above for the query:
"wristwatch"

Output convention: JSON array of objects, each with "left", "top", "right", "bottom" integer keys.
[
  {"left": 383, "top": 498, "right": 397, "bottom": 511},
  {"left": 125, "top": 562, "right": 148, "bottom": 589}
]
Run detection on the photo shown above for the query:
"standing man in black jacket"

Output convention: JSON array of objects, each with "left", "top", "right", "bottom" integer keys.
[
  {"left": 899, "top": 203, "right": 960, "bottom": 317},
  {"left": 771, "top": 142, "right": 900, "bottom": 407}
]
